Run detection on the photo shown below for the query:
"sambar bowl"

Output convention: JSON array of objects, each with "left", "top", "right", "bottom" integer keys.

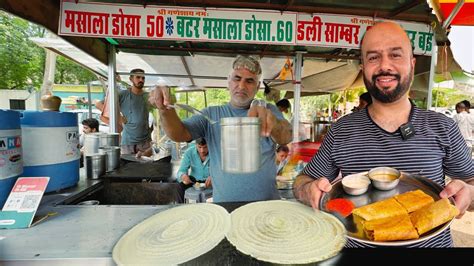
[{"left": 368, "top": 167, "right": 400, "bottom": 190}]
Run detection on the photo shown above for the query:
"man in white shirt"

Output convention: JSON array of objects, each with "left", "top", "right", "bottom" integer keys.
[{"left": 453, "top": 101, "right": 472, "bottom": 148}]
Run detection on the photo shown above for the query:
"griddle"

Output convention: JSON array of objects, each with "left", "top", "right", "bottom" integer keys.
[{"left": 103, "top": 160, "right": 173, "bottom": 182}]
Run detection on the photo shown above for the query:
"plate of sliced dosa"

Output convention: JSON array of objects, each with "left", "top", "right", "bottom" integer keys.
[{"left": 320, "top": 172, "right": 459, "bottom": 246}]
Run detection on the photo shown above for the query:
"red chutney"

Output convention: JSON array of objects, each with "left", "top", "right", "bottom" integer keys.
[{"left": 326, "top": 198, "right": 354, "bottom": 218}]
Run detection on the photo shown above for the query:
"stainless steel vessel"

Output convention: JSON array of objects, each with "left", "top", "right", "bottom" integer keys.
[
  {"left": 100, "top": 133, "right": 120, "bottom": 147},
  {"left": 98, "top": 146, "right": 121, "bottom": 172},
  {"left": 83, "top": 132, "right": 103, "bottom": 155},
  {"left": 85, "top": 153, "right": 106, "bottom": 179},
  {"left": 221, "top": 117, "right": 260, "bottom": 173}
]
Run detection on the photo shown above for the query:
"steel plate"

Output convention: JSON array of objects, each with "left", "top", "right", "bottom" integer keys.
[{"left": 319, "top": 172, "right": 456, "bottom": 246}]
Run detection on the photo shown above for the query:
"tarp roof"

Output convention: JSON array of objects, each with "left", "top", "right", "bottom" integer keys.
[
  {"left": 1, "top": 0, "right": 446, "bottom": 66},
  {"left": 6, "top": 0, "right": 462, "bottom": 97}
]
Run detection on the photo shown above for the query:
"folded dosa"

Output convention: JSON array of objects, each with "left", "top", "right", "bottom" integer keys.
[
  {"left": 394, "top": 189, "right": 434, "bottom": 213},
  {"left": 363, "top": 215, "right": 419, "bottom": 241},
  {"left": 410, "top": 198, "right": 459, "bottom": 235},
  {"left": 352, "top": 198, "right": 407, "bottom": 221}
]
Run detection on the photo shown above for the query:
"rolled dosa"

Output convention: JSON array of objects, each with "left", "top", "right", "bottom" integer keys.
[
  {"left": 352, "top": 198, "right": 407, "bottom": 221},
  {"left": 410, "top": 198, "right": 459, "bottom": 235},
  {"left": 394, "top": 189, "right": 434, "bottom": 213},
  {"left": 363, "top": 215, "right": 419, "bottom": 241}
]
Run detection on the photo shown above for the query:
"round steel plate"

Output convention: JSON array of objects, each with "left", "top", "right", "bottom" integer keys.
[{"left": 319, "top": 172, "right": 456, "bottom": 246}]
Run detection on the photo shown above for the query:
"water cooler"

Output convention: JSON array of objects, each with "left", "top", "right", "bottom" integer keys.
[
  {"left": 20, "top": 111, "right": 80, "bottom": 192},
  {"left": 0, "top": 110, "right": 23, "bottom": 208}
]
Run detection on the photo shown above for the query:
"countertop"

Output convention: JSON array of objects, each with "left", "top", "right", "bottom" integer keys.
[{"left": 0, "top": 170, "right": 472, "bottom": 265}]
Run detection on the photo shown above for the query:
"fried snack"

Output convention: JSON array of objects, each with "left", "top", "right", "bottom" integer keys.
[
  {"left": 394, "top": 189, "right": 434, "bottom": 213},
  {"left": 352, "top": 198, "right": 407, "bottom": 221},
  {"left": 363, "top": 215, "right": 419, "bottom": 241},
  {"left": 410, "top": 198, "right": 459, "bottom": 235}
]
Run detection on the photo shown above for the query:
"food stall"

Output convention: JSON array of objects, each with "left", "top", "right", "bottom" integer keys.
[{"left": 2, "top": 0, "right": 471, "bottom": 264}]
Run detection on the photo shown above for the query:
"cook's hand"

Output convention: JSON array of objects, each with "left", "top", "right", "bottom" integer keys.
[
  {"left": 205, "top": 176, "right": 212, "bottom": 188},
  {"left": 135, "top": 151, "right": 143, "bottom": 159},
  {"left": 294, "top": 176, "right": 332, "bottom": 209},
  {"left": 440, "top": 179, "right": 473, "bottom": 218},
  {"left": 181, "top": 174, "right": 192, "bottom": 185},
  {"left": 149, "top": 85, "right": 172, "bottom": 110},
  {"left": 248, "top": 99, "right": 276, "bottom": 137}
]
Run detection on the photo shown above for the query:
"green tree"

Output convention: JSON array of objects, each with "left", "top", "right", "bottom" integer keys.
[
  {"left": 55, "top": 55, "right": 96, "bottom": 84},
  {"left": 0, "top": 11, "right": 45, "bottom": 90},
  {"left": 0, "top": 11, "right": 97, "bottom": 90}
]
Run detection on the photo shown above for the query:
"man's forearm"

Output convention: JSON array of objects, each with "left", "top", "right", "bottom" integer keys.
[
  {"left": 293, "top": 174, "right": 315, "bottom": 205},
  {"left": 159, "top": 109, "right": 192, "bottom": 142},
  {"left": 271, "top": 119, "right": 292, "bottom": 145}
]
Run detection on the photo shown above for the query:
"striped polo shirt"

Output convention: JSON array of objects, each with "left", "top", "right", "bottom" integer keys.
[{"left": 302, "top": 104, "right": 474, "bottom": 248}]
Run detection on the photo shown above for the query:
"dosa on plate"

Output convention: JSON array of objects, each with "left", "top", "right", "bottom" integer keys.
[
  {"left": 362, "top": 215, "right": 419, "bottom": 241},
  {"left": 410, "top": 198, "right": 459, "bottom": 235},
  {"left": 394, "top": 189, "right": 434, "bottom": 213},
  {"left": 352, "top": 198, "right": 407, "bottom": 221}
]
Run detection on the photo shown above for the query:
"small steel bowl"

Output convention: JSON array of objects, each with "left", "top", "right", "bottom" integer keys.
[
  {"left": 341, "top": 173, "right": 371, "bottom": 196},
  {"left": 368, "top": 167, "right": 400, "bottom": 191}
]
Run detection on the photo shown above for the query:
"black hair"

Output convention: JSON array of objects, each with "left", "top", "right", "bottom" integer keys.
[
  {"left": 82, "top": 118, "right": 99, "bottom": 131},
  {"left": 196, "top": 137, "right": 207, "bottom": 146},
  {"left": 359, "top": 92, "right": 372, "bottom": 104},
  {"left": 276, "top": 145, "right": 289, "bottom": 153},
  {"left": 461, "top": 100, "right": 471, "bottom": 109},
  {"left": 276, "top": 99, "right": 291, "bottom": 109}
]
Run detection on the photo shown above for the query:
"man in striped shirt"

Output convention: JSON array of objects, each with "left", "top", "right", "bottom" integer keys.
[{"left": 293, "top": 21, "right": 474, "bottom": 248}]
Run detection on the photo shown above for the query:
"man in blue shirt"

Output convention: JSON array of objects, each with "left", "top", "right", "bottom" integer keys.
[
  {"left": 177, "top": 138, "right": 212, "bottom": 194},
  {"left": 149, "top": 55, "right": 292, "bottom": 202}
]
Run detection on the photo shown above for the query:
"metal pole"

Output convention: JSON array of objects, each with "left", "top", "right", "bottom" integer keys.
[
  {"left": 108, "top": 45, "right": 118, "bottom": 133},
  {"left": 442, "top": 0, "right": 464, "bottom": 29},
  {"left": 292, "top": 52, "right": 304, "bottom": 143},
  {"left": 427, "top": 44, "right": 437, "bottom": 110},
  {"left": 87, "top": 82, "right": 92, "bottom": 118}
]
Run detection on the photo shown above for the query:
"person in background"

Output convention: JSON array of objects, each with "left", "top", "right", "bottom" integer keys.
[
  {"left": 149, "top": 55, "right": 292, "bottom": 202},
  {"left": 79, "top": 118, "right": 99, "bottom": 148},
  {"left": 276, "top": 98, "right": 291, "bottom": 118},
  {"left": 293, "top": 21, "right": 474, "bottom": 248},
  {"left": 97, "top": 68, "right": 153, "bottom": 155},
  {"left": 79, "top": 118, "right": 99, "bottom": 167},
  {"left": 352, "top": 91, "right": 372, "bottom": 112},
  {"left": 276, "top": 98, "right": 308, "bottom": 141},
  {"left": 453, "top": 101, "right": 473, "bottom": 148},
  {"left": 176, "top": 138, "right": 211, "bottom": 199},
  {"left": 276, "top": 144, "right": 290, "bottom": 175}
]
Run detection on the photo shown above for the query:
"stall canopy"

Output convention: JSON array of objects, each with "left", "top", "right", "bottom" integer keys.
[
  {"left": 3, "top": 0, "right": 448, "bottom": 94},
  {"left": 433, "top": 0, "right": 474, "bottom": 26}
]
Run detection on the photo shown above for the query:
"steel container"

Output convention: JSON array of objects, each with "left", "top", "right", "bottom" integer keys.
[
  {"left": 221, "top": 117, "right": 260, "bottom": 173},
  {"left": 85, "top": 153, "right": 106, "bottom": 179},
  {"left": 98, "top": 146, "right": 121, "bottom": 172},
  {"left": 100, "top": 133, "right": 120, "bottom": 148},
  {"left": 83, "top": 132, "right": 103, "bottom": 155}
]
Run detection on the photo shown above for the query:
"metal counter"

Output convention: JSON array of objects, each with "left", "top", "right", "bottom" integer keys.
[{"left": 1, "top": 169, "right": 471, "bottom": 265}]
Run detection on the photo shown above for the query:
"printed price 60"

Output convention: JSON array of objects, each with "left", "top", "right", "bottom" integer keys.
[{"left": 276, "top": 21, "right": 293, "bottom": 42}]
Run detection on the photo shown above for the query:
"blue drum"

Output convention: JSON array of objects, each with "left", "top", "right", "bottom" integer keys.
[
  {"left": 0, "top": 109, "right": 23, "bottom": 208},
  {"left": 21, "top": 111, "right": 80, "bottom": 192}
]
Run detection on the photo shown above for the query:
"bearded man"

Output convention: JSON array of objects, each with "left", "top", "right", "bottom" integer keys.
[
  {"left": 117, "top": 68, "right": 153, "bottom": 154},
  {"left": 293, "top": 21, "right": 474, "bottom": 248}
]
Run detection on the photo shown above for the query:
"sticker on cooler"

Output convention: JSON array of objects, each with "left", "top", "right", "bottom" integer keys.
[
  {"left": 21, "top": 127, "right": 80, "bottom": 166},
  {"left": 0, "top": 129, "right": 22, "bottom": 180}
]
